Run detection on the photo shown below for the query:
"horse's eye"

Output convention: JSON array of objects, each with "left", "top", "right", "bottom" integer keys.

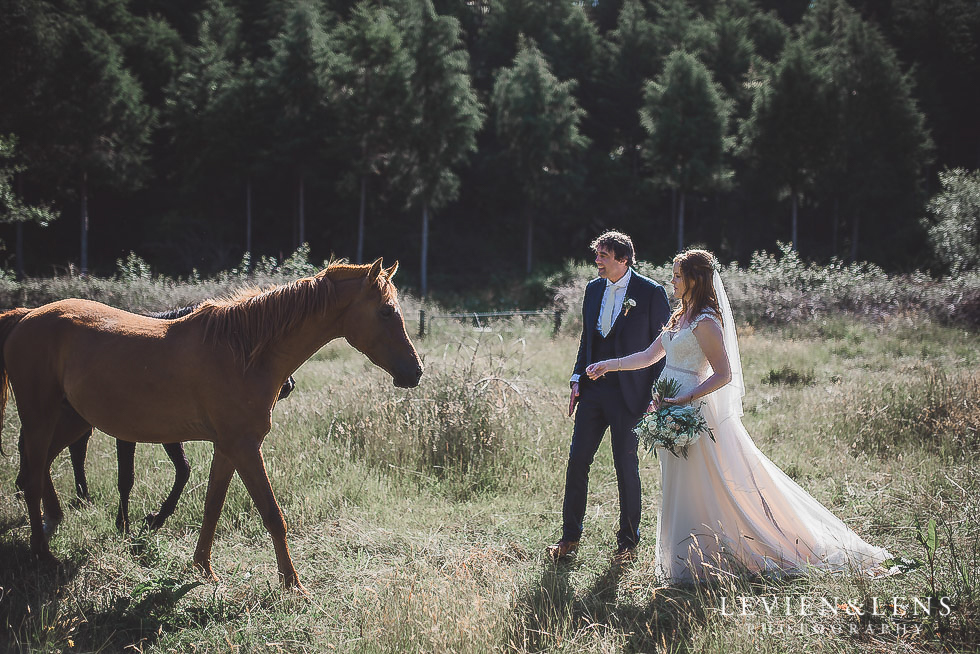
[{"left": 380, "top": 305, "right": 394, "bottom": 319}]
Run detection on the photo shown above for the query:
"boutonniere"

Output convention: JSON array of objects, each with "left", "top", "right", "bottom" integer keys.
[{"left": 622, "top": 297, "right": 637, "bottom": 316}]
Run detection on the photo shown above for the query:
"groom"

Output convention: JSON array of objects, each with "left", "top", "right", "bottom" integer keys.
[{"left": 549, "top": 231, "right": 671, "bottom": 562}]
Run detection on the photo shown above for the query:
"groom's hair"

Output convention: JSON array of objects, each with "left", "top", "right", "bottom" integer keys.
[{"left": 590, "top": 231, "right": 635, "bottom": 267}]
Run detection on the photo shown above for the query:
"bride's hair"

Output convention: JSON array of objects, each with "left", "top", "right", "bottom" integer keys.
[{"left": 666, "top": 249, "right": 722, "bottom": 331}]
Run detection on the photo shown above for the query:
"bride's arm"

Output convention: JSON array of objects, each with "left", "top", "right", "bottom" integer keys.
[
  {"left": 585, "top": 334, "right": 666, "bottom": 379},
  {"left": 664, "top": 319, "right": 732, "bottom": 405}
]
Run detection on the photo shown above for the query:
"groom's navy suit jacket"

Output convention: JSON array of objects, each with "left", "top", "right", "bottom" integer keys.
[{"left": 573, "top": 270, "right": 672, "bottom": 416}]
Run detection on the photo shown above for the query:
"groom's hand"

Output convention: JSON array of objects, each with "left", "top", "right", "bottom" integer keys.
[{"left": 568, "top": 382, "right": 580, "bottom": 417}]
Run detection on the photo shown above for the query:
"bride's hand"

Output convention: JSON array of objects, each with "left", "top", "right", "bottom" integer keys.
[
  {"left": 585, "top": 361, "right": 610, "bottom": 380},
  {"left": 663, "top": 393, "right": 693, "bottom": 406},
  {"left": 648, "top": 392, "right": 661, "bottom": 412}
]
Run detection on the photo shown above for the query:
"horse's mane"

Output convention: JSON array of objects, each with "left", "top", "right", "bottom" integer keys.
[{"left": 190, "top": 262, "right": 395, "bottom": 369}]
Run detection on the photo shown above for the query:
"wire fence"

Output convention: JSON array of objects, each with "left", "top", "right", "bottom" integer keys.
[{"left": 416, "top": 309, "right": 564, "bottom": 338}]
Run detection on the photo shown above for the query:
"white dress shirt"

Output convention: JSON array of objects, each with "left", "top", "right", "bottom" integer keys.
[{"left": 570, "top": 268, "right": 632, "bottom": 385}]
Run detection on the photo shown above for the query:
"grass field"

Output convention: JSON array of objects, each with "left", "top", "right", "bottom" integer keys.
[{"left": 0, "top": 304, "right": 978, "bottom": 652}]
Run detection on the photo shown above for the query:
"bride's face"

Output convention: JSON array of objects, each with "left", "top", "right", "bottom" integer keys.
[{"left": 670, "top": 262, "right": 688, "bottom": 301}]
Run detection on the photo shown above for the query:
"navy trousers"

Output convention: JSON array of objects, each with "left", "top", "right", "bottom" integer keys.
[{"left": 561, "top": 376, "right": 643, "bottom": 549}]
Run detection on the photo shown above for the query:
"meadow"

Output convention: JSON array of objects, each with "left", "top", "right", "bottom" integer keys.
[{"left": 0, "top": 252, "right": 978, "bottom": 653}]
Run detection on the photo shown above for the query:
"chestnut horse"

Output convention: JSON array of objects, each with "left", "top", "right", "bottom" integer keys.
[
  {"left": 0, "top": 259, "right": 422, "bottom": 590},
  {"left": 16, "top": 305, "right": 296, "bottom": 534},
  {"left": 62, "top": 304, "right": 297, "bottom": 533}
]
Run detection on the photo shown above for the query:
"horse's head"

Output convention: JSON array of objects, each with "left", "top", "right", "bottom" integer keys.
[{"left": 341, "top": 259, "right": 423, "bottom": 388}]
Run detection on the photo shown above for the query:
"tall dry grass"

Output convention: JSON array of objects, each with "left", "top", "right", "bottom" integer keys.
[{"left": 0, "top": 254, "right": 977, "bottom": 652}]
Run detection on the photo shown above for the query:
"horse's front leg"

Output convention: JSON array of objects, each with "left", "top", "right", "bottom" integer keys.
[
  {"left": 229, "top": 445, "right": 303, "bottom": 592},
  {"left": 193, "top": 447, "right": 235, "bottom": 581}
]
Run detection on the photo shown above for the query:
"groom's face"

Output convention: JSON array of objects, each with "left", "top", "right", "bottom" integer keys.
[{"left": 595, "top": 246, "right": 629, "bottom": 282}]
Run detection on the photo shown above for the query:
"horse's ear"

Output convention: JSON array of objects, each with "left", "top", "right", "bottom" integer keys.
[
  {"left": 366, "top": 258, "right": 383, "bottom": 285},
  {"left": 384, "top": 261, "right": 399, "bottom": 280}
]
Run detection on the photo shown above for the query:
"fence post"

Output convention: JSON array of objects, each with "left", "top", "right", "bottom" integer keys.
[
  {"left": 419, "top": 309, "right": 426, "bottom": 339},
  {"left": 553, "top": 310, "right": 562, "bottom": 336}
]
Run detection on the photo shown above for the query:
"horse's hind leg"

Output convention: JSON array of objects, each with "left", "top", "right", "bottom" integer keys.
[
  {"left": 69, "top": 429, "right": 94, "bottom": 501},
  {"left": 19, "top": 426, "right": 91, "bottom": 500},
  {"left": 17, "top": 408, "right": 61, "bottom": 563},
  {"left": 145, "top": 442, "right": 190, "bottom": 530},
  {"left": 42, "top": 406, "right": 94, "bottom": 536},
  {"left": 115, "top": 439, "right": 136, "bottom": 533}
]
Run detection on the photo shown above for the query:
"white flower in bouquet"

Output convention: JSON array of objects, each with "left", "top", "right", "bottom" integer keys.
[{"left": 633, "top": 378, "right": 714, "bottom": 458}]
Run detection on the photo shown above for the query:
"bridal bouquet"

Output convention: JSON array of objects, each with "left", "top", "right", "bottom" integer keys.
[{"left": 634, "top": 378, "right": 714, "bottom": 458}]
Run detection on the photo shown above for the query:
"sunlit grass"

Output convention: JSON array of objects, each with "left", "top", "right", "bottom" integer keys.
[{"left": 0, "top": 310, "right": 977, "bottom": 652}]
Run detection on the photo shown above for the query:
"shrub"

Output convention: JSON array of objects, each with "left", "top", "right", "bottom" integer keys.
[
  {"left": 762, "top": 365, "right": 815, "bottom": 386},
  {"left": 923, "top": 168, "right": 980, "bottom": 275},
  {"left": 0, "top": 246, "right": 428, "bottom": 318},
  {"left": 323, "top": 334, "right": 536, "bottom": 499},
  {"left": 547, "top": 242, "right": 980, "bottom": 329}
]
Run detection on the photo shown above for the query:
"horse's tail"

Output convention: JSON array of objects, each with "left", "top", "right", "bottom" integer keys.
[{"left": 0, "top": 308, "right": 30, "bottom": 455}]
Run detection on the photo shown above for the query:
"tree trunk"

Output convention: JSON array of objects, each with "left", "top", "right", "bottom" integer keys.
[
  {"left": 849, "top": 211, "right": 860, "bottom": 263},
  {"left": 357, "top": 174, "right": 367, "bottom": 264},
  {"left": 14, "top": 175, "right": 23, "bottom": 280},
  {"left": 670, "top": 187, "right": 677, "bottom": 237},
  {"left": 80, "top": 171, "right": 89, "bottom": 276},
  {"left": 245, "top": 177, "right": 253, "bottom": 260},
  {"left": 832, "top": 197, "right": 839, "bottom": 257},
  {"left": 421, "top": 202, "right": 430, "bottom": 297},
  {"left": 291, "top": 180, "right": 298, "bottom": 248},
  {"left": 791, "top": 190, "right": 799, "bottom": 251},
  {"left": 677, "top": 190, "right": 686, "bottom": 252},
  {"left": 298, "top": 173, "right": 306, "bottom": 246},
  {"left": 15, "top": 222, "right": 23, "bottom": 280},
  {"left": 525, "top": 209, "right": 533, "bottom": 276}
]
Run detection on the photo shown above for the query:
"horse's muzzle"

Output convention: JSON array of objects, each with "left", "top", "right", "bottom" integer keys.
[{"left": 393, "top": 363, "right": 423, "bottom": 388}]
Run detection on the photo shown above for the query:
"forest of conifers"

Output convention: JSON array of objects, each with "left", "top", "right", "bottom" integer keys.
[{"left": 1, "top": 0, "right": 978, "bottom": 293}]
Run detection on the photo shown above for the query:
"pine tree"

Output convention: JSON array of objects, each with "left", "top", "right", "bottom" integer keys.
[
  {"left": 263, "top": 0, "right": 335, "bottom": 249},
  {"left": 394, "top": 0, "right": 483, "bottom": 296},
  {"left": 603, "top": 0, "right": 663, "bottom": 180},
  {"left": 640, "top": 50, "right": 730, "bottom": 251},
  {"left": 166, "top": 0, "right": 270, "bottom": 258},
  {"left": 332, "top": 1, "right": 413, "bottom": 264},
  {"left": 493, "top": 36, "right": 588, "bottom": 275},
  {"left": 40, "top": 12, "right": 154, "bottom": 275},
  {"left": 740, "top": 39, "right": 833, "bottom": 251},
  {"left": 804, "top": 1, "right": 933, "bottom": 262}
]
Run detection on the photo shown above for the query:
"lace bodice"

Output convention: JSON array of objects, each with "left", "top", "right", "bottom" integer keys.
[{"left": 661, "top": 312, "right": 721, "bottom": 391}]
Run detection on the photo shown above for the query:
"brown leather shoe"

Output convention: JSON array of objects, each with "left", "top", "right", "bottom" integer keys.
[
  {"left": 612, "top": 544, "right": 637, "bottom": 564},
  {"left": 547, "top": 539, "right": 579, "bottom": 561}
]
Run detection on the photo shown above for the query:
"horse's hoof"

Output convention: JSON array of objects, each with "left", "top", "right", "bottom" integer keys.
[
  {"left": 280, "top": 571, "right": 306, "bottom": 595},
  {"left": 41, "top": 517, "right": 60, "bottom": 540},
  {"left": 143, "top": 512, "right": 164, "bottom": 530},
  {"left": 115, "top": 516, "right": 130, "bottom": 534},
  {"left": 34, "top": 550, "right": 60, "bottom": 568},
  {"left": 194, "top": 560, "right": 219, "bottom": 582}
]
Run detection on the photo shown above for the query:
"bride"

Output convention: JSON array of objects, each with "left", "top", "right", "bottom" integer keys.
[{"left": 585, "top": 249, "right": 890, "bottom": 583}]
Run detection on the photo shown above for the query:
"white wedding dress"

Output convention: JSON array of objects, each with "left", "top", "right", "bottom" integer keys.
[{"left": 655, "top": 301, "right": 890, "bottom": 583}]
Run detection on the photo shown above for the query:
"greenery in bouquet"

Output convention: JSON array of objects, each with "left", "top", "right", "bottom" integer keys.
[{"left": 634, "top": 378, "right": 714, "bottom": 458}]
